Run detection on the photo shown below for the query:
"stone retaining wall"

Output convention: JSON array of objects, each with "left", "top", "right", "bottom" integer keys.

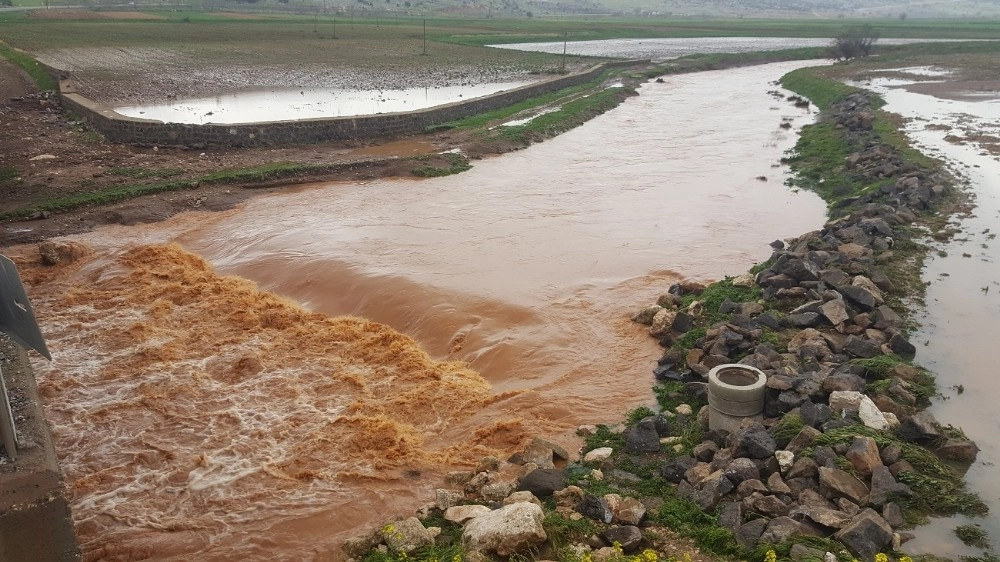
[{"left": 57, "top": 60, "right": 645, "bottom": 147}]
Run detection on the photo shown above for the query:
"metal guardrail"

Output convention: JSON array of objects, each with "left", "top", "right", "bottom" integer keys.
[{"left": 0, "top": 255, "right": 51, "bottom": 462}]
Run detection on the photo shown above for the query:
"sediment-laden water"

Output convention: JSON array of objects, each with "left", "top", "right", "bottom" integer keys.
[{"left": 18, "top": 60, "right": 829, "bottom": 559}]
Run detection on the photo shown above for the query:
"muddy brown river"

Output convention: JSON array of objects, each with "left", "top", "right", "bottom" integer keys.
[{"left": 23, "top": 60, "right": 832, "bottom": 560}]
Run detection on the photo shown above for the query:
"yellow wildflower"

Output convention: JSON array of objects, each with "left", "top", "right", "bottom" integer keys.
[
  {"left": 765, "top": 549, "right": 778, "bottom": 562},
  {"left": 875, "top": 554, "right": 889, "bottom": 562}
]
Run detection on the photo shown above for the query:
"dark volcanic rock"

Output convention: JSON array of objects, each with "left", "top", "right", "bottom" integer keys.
[
  {"left": 578, "top": 495, "right": 613, "bottom": 523},
  {"left": 836, "top": 284, "right": 877, "bottom": 311},
  {"left": 600, "top": 526, "right": 643, "bottom": 553},
  {"left": 735, "top": 518, "right": 768, "bottom": 548},
  {"left": 898, "top": 411, "right": 942, "bottom": 444},
  {"left": 869, "top": 465, "right": 911, "bottom": 507},
  {"left": 834, "top": 509, "right": 894, "bottom": 560},
  {"left": 660, "top": 456, "right": 697, "bottom": 484},
  {"left": 732, "top": 424, "right": 777, "bottom": 460},
  {"left": 624, "top": 419, "right": 661, "bottom": 453},
  {"left": 724, "top": 458, "right": 760, "bottom": 485},
  {"left": 517, "top": 468, "right": 565, "bottom": 497}
]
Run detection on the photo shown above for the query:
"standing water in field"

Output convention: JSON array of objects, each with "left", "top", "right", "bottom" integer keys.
[
  {"left": 23, "top": 60, "right": 828, "bottom": 560},
  {"left": 115, "top": 82, "right": 534, "bottom": 124},
  {"left": 852, "top": 68, "right": 1000, "bottom": 559}
]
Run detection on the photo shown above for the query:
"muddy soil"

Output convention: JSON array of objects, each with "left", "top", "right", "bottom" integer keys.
[{"left": 0, "top": 58, "right": 554, "bottom": 246}]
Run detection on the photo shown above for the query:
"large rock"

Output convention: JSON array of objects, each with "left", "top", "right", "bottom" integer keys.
[
  {"left": 845, "top": 436, "right": 883, "bottom": 477},
  {"left": 851, "top": 276, "right": 884, "bottom": 305},
  {"left": 38, "top": 240, "right": 90, "bottom": 266},
  {"left": 818, "top": 466, "right": 869, "bottom": 505},
  {"left": 833, "top": 509, "right": 894, "bottom": 560},
  {"left": 611, "top": 496, "right": 647, "bottom": 526},
  {"left": 660, "top": 456, "right": 697, "bottom": 484},
  {"left": 788, "top": 328, "right": 831, "bottom": 359},
  {"left": 578, "top": 495, "right": 613, "bottom": 523},
  {"left": 718, "top": 501, "right": 743, "bottom": 531},
  {"left": 868, "top": 465, "right": 911, "bottom": 508},
  {"left": 649, "top": 309, "right": 678, "bottom": 337},
  {"left": 828, "top": 390, "right": 862, "bottom": 412},
  {"left": 844, "top": 336, "right": 882, "bottom": 358},
  {"left": 836, "top": 284, "right": 877, "bottom": 311},
  {"left": 780, "top": 258, "right": 821, "bottom": 281},
  {"left": 382, "top": 517, "right": 435, "bottom": 555},
  {"left": 736, "top": 518, "right": 768, "bottom": 548},
  {"left": 517, "top": 468, "right": 565, "bottom": 498},
  {"left": 795, "top": 505, "right": 852, "bottom": 529},
  {"left": 601, "top": 526, "right": 644, "bottom": 553},
  {"left": 936, "top": 439, "right": 980, "bottom": 464},
  {"left": 632, "top": 304, "right": 664, "bottom": 325},
  {"left": 724, "top": 458, "right": 760, "bottom": 485},
  {"left": 445, "top": 504, "right": 493, "bottom": 524},
  {"left": 820, "top": 299, "right": 851, "bottom": 326},
  {"left": 746, "top": 493, "right": 790, "bottom": 518},
  {"left": 858, "top": 398, "right": 891, "bottom": 430},
  {"left": 897, "top": 411, "right": 942, "bottom": 444},
  {"left": 462, "top": 503, "right": 547, "bottom": 556},
  {"left": 760, "top": 516, "right": 812, "bottom": 544},
  {"left": 732, "top": 423, "right": 777, "bottom": 460},
  {"left": 624, "top": 419, "right": 661, "bottom": 453}
]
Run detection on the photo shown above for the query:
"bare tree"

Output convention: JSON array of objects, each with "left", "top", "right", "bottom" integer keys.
[{"left": 829, "top": 25, "right": 879, "bottom": 61}]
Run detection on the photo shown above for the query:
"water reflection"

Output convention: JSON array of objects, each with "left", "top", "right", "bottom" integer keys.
[{"left": 115, "top": 81, "right": 532, "bottom": 124}]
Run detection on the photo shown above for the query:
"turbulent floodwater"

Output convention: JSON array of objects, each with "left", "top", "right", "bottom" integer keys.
[
  {"left": 853, "top": 69, "right": 1000, "bottom": 558},
  {"left": 19, "top": 60, "right": 829, "bottom": 560}
]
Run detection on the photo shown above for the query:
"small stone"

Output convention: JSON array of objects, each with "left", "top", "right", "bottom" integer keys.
[
  {"left": 445, "top": 504, "right": 493, "bottom": 524},
  {"left": 584, "top": 447, "right": 614, "bottom": 463},
  {"left": 775, "top": 450, "right": 795, "bottom": 473}
]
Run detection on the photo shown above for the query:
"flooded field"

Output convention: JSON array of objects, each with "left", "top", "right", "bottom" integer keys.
[
  {"left": 491, "top": 37, "right": 964, "bottom": 62},
  {"left": 20, "top": 60, "right": 828, "bottom": 559},
  {"left": 115, "top": 81, "right": 534, "bottom": 124},
  {"left": 853, "top": 69, "right": 1000, "bottom": 558}
]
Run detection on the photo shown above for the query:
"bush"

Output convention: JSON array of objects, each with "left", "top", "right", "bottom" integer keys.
[{"left": 829, "top": 25, "right": 879, "bottom": 61}]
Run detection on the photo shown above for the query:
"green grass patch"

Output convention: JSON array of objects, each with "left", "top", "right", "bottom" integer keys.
[
  {"left": 780, "top": 67, "right": 867, "bottom": 112},
  {"left": 411, "top": 153, "right": 472, "bottom": 177},
  {"left": 0, "top": 40, "right": 58, "bottom": 91},
  {"left": 955, "top": 524, "right": 990, "bottom": 549},
  {"left": 0, "top": 166, "right": 20, "bottom": 183},
  {"left": 362, "top": 513, "right": 464, "bottom": 562},
  {"left": 806, "top": 424, "right": 987, "bottom": 521},
  {"left": 679, "top": 278, "right": 761, "bottom": 323},
  {"left": 434, "top": 72, "right": 611, "bottom": 132},
  {"left": 781, "top": 121, "right": 860, "bottom": 205}
]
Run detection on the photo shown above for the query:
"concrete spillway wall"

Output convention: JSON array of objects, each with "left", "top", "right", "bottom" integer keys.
[{"left": 57, "top": 60, "right": 645, "bottom": 147}]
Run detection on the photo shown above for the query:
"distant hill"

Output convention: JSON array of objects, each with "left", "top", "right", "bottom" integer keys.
[{"left": 13, "top": 0, "right": 1000, "bottom": 22}]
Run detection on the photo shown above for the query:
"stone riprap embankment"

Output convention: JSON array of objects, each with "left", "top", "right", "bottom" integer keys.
[
  {"left": 623, "top": 91, "right": 980, "bottom": 558},
  {"left": 55, "top": 60, "right": 643, "bottom": 148},
  {"left": 340, "top": 92, "right": 981, "bottom": 562}
]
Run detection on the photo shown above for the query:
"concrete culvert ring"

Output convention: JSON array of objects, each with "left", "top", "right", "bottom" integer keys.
[
  {"left": 707, "top": 364, "right": 767, "bottom": 432},
  {"left": 708, "top": 364, "right": 767, "bottom": 403}
]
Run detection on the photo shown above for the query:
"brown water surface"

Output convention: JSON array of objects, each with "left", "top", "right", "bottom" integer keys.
[{"left": 22, "top": 60, "right": 828, "bottom": 560}]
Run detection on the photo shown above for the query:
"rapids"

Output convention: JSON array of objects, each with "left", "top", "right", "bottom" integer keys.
[{"left": 16, "top": 60, "right": 829, "bottom": 560}]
